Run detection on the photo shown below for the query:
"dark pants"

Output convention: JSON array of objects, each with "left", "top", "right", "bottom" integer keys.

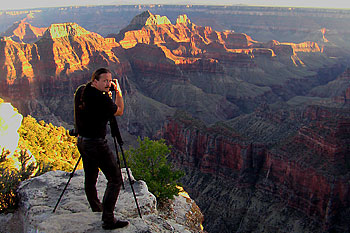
[{"left": 77, "top": 137, "right": 122, "bottom": 223}]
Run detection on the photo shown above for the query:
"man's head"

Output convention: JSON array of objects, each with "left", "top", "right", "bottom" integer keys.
[{"left": 91, "top": 68, "right": 112, "bottom": 92}]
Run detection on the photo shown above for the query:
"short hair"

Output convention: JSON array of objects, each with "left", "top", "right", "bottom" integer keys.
[{"left": 91, "top": 68, "right": 111, "bottom": 81}]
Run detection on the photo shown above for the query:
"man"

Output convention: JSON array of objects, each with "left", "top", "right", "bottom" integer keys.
[{"left": 74, "top": 67, "right": 128, "bottom": 230}]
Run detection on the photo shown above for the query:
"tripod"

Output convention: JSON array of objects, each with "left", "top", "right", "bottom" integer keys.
[
  {"left": 53, "top": 155, "right": 82, "bottom": 213},
  {"left": 109, "top": 116, "right": 142, "bottom": 218},
  {"left": 53, "top": 118, "right": 142, "bottom": 219}
]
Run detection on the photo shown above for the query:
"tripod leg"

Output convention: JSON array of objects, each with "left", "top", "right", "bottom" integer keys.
[
  {"left": 109, "top": 117, "right": 141, "bottom": 218},
  {"left": 118, "top": 143, "right": 142, "bottom": 219},
  {"left": 113, "top": 137, "right": 125, "bottom": 189},
  {"left": 53, "top": 155, "right": 82, "bottom": 213}
]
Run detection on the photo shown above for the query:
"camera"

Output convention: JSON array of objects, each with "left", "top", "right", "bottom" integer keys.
[
  {"left": 109, "top": 80, "right": 117, "bottom": 91},
  {"left": 69, "top": 128, "right": 79, "bottom": 137}
]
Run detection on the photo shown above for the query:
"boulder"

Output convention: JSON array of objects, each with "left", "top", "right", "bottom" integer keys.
[{"left": 1, "top": 169, "right": 203, "bottom": 233}]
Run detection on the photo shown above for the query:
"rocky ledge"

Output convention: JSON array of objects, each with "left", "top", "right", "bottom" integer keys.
[{"left": 0, "top": 169, "right": 203, "bottom": 233}]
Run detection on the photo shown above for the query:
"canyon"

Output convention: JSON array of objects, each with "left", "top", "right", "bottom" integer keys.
[
  {"left": 161, "top": 102, "right": 350, "bottom": 232},
  {"left": 0, "top": 6, "right": 350, "bottom": 232}
]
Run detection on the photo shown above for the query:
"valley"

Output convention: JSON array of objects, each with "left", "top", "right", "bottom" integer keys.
[{"left": 0, "top": 5, "right": 350, "bottom": 232}]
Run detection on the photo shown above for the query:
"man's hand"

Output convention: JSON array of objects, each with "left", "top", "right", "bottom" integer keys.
[
  {"left": 112, "top": 79, "right": 124, "bottom": 116},
  {"left": 111, "top": 79, "right": 122, "bottom": 97}
]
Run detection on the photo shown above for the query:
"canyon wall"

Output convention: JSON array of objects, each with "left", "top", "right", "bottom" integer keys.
[
  {"left": 0, "top": 10, "right": 350, "bottom": 232},
  {"left": 2, "top": 5, "right": 350, "bottom": 49},
  {"left": 161, "top": 105, "right": 350, "bottom": 232},
  {"left": 1, "top": 11, "right": 343, "bottom": 134}
]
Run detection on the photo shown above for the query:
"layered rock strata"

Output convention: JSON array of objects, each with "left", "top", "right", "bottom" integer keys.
[
  {"left": 0, "top": 11, "right": 342, "bottom": 132},
  {"left": 0, "top": 9, "right": 349, "bottom": 233},
  {"left": 161, "top": 107, "right": 350, "bottom": 233},
  {"left": 0, "top": 20, "right": 46, "bottom": 43}
]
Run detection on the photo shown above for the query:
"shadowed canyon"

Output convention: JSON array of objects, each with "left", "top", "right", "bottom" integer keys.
[{"left": 1, "top": 5, "right": 350, "bottom": 232}]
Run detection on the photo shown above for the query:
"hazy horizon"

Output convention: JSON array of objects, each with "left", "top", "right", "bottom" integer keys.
[{"left": 1, "top": 0, "right": 350, "bottom": 11}]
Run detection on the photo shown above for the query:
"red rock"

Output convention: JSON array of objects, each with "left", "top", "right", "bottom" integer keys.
[
  {"left": 161, "top": 107, "right": 350, "bottom": 230},
  {"left": 1, "top": 20, "right": 46, "bottom": 43}
]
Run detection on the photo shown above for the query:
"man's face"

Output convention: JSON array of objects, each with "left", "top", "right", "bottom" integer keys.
[{"left": 92, "top": 72, "right": 112, "bottom": 92}]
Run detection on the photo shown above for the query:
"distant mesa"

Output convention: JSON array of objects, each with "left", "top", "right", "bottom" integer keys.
[
  {"left": 320, "top": 28, "right": 329, "bottom": 43},
  {"left": 176, "top": 14, "right": 192, "bottom": 26},
  {"left": 0, "top": 20, "right": 101, "bottom": 43},
  {"left": 137, "top": 10, "right": 171, "bottom": 26},
  {"left": 0, "top": 8, "right": 348, "bottom": 233},
  {"left": 42, "top": 22, "right": 99, "bottom": 39},
  {"left": 0, "top": 20, "right": 46, "bottom": 43},
  {"left": 127, "top": 10, "right": 171, "bottom": 29},
  {"left": 107, "top": 10, "right": 322, "bottom": 68},
  {"left": 0, "top": 10, "right": 330, "bottom": 84}
]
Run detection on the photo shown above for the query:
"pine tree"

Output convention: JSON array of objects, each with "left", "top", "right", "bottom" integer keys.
[{"left": 125, "top": 137, "right": 184, "bottom": 204}]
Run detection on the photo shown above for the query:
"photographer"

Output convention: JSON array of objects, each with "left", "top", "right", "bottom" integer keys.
[{"left": 74, "top": 67, "right": 128, "bottom": 230}]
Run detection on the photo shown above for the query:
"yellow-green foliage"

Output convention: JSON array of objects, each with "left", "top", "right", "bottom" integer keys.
[
  {"left": 0, "top": 149, "right": 37, "bottom": 213},
  {"left": 0, "top": 114, "right": 81, "bottom": 213},
  {"left": 18, "top": 116, "right": 81, "bottom": 171}
]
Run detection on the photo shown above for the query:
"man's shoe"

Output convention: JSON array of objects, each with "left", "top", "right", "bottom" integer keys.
[{"left": 102, "top": 219, "right": 129, "bottom": 230}]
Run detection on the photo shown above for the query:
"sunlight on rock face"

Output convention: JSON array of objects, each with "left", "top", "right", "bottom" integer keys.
[
  {"left": 176, "top": 14, "right": 191, "bottom": 26},
  {"left": 0, "top": 102, "right": 22, "bottom": 154},
  {"left": 145, "top": 14, "right": 171, "bottom": 26},
  {"left": 45, "top": 23, "right": 91, "bottom": 39},
  {"left": 177, "top": 185, "right": 191, "bottom": 199}
]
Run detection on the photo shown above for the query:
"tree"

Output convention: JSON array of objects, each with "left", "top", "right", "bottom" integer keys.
[
  {"left": 0, "top": 149, "right": 40, "bottom": 213},
  {"left": 18, "top": 115, "right": 81, "bottom": 171},
  {"left": 0, "top": 113, "right": 80, "bottom": 213},
  {"left": 125, "top": 137, "right": 184, "bottom": 204}
]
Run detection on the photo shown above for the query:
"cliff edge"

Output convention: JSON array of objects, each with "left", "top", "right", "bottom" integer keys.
[{"left": 0, "top": 169, "right": 204, "bottom": 233}]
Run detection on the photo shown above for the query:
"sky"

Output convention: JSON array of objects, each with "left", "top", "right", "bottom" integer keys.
[{"left": 1, "top": 0, "right": 350, "bottom": 11}]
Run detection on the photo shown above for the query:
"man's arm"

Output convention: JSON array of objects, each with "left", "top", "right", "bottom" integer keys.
[{"left": 113, "top": 80, "right": 124, "bottom": 116}]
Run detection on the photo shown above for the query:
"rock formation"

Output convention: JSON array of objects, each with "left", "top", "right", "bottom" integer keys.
[
  {"left": 0, "top": 11, "right": 343, "bottom": 132},
  {"left": 2, "top": 6, "right": 350, "bottom": 52},
  {"left": 0, "top": 169, "right": 204, "bottom": 233},
  {"left": 309, "top": 68, "right": 350, "bottom": 103},
  {"left": 0, "top": 21, "right": 130, "bottom": 126},
  {"left": 0, "top": 19, "right": 46, "bottom": 43},
  {"left": 0, "top": 10, "right": 350, "bottom": 233},
  {"left": 160, "top": 102, "right": 350, "bottom": 232}
]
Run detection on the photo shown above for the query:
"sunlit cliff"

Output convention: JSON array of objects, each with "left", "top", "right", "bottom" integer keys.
[
  {"left": 0, "top": 20, "right": 46, "bottom": 43},
  {"left": 0, "top": 10, "right": 342, "bottom": 131},
  {"left": 0, "top": 9, "right": 349, "bottom": 233},
  {"left": 0, "top": 11, "right": 325, "bottom": 85},
  {"left": 110, "top": 11, "right": 322, "bottom": 67},
  {"left": 0, "top": 22, "right": 124, "bottom": 80}
]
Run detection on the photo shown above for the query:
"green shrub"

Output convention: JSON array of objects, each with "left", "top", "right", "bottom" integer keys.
[
  {"left": 0, "top": 114, "right": 80, "bottom": 213},
  {"left": 125, "top": 137, "right": 184, "bottom": 204},
  {"left": 0, "top": 168, "right": 20, "bottom": 213},
  {"left": 18, "top": 116, "right": 81, "bottom": 171},
  {"left": 0, "top": 148, "right": 42, "bottom": 213}
]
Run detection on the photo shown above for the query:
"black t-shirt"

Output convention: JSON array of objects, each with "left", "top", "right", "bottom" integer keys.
[{"left": 74, "top": 82, "right": 117, "bottom": 138}]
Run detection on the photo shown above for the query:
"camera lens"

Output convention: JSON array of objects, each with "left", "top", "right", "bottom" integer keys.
[{"left": 110, "top": 80, "right": 117, "bottom": 91}]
